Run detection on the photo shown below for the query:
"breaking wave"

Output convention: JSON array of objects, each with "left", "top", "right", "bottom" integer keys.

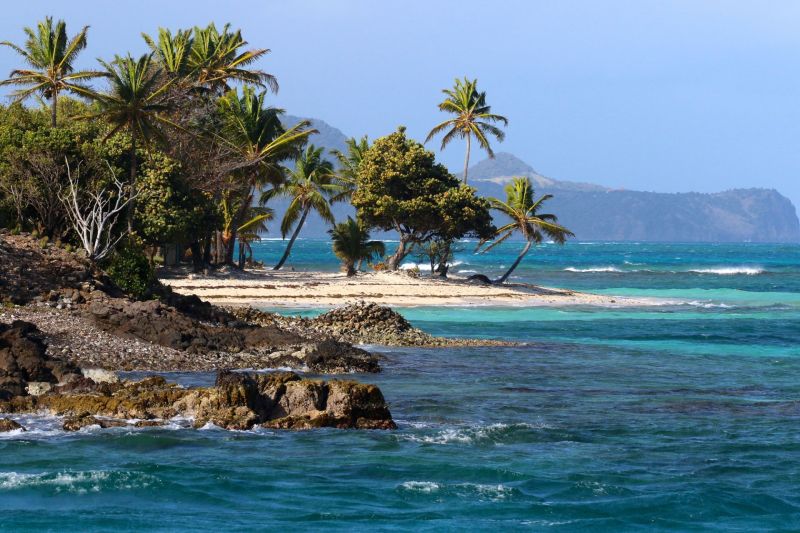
[
  {"left": 564, "top": 266, "right": 622, "bottom": 273},
  {"left": 398, "top": 480, "right": 517, "bottom": 500},
  {"left": 689, "top": 267, "right": 764, "bottom": 275},
  {"left": 0, "top": 470, "right": 157, "bottom": 494}
]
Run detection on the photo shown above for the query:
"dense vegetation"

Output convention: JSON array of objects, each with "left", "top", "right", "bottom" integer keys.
[{"left": 0, "top": 17, "right": 572, "bottom": 288}]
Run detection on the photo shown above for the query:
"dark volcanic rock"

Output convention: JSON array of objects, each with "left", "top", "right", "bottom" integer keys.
[
  {"left": 0, "top": 370, "right": 396, "bottom": 431},
  {"left": 0, "top": 321, "right": 81, "bottom": 398},
  {"left": 0, "top": 417, "right": 23, "bottom": 432}
]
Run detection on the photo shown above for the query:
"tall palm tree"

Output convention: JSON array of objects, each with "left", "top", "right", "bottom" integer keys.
[
  {"left": 91, "top": 54, "right": 172, "bottom": 181},
  {"left": 268, "top": 145, "right": 341, "bottom": 270},
  {"left": 188, "top": 23, "right": 277, "bottom": 94},
  {"left": 0, "top": 17, "right": 105, "bottom": 126},
  {"left": 216, "top": 85, "right": 315, "bottom": 264},
  {"left": 425, "top": 77, "right": 508, "bottom": 183},
  {"left": 142, "top": 27, "right": 193, "bottom": 80},
  {"left": 330, "top": 135, "right": 369, "bottom": 203},
  {"left": 329, "top": 217, "right": 384, "bottom": 276},
  {"left": 480, "top": 177, "right": 573, "bottom": 284},
  {"left": 86, "top": 53, "right": 172, "bottom": 227}
]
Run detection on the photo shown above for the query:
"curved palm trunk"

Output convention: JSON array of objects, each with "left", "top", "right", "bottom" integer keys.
[
  {"left": 50, "top": 90, "right": 58, "bottom": 128},
  {"left": 274, "top": 206, "right": 309, "bottom": 270},
  {"left": 495, "top": 239, "right": 532, "bottom": 284},
  {"left": 463, "top": 134, "right": 471, "bottom": 184}
]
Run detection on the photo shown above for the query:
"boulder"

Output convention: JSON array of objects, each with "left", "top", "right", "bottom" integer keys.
[
  {"left": 0, "top": 417, "right": 23, "bottom": 432},
  {"left": 1, "top": 370, "right": 395, "bottom": 432}
]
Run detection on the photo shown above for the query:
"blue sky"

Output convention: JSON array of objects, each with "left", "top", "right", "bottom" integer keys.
[{"left": 2, "top": 0, "right": 799, "bottom": 208}]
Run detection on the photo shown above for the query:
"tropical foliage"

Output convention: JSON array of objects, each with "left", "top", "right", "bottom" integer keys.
[
  {"left": 329, "top": 217, "right": 384, "bottom": 276},
  {"left": 0, "top": 17, "right": 573, "bottom": 288},
  {"left": 479, "top": 177, "right": 574, "bottom": 283},
  {"left": 267, "top": 145, "right": 340, "bottom": 270},
  {"left": 352, "top": 127, "right": 494, "bottom": 269},
  {"left": 425, "top": 77, "right": 507, "bottom": 183},
  {"left": 0, "top": 17, "right": 104, "bottom": 126}
]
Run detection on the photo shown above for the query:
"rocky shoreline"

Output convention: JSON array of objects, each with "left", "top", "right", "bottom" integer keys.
[
  {"left": 0, "top": 320, "right": 395, "bottom": 432},
  {"left": 0, "top": 232, "right": 515, "bottom": 433}
]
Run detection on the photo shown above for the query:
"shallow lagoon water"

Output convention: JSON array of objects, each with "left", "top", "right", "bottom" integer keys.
[{"left": 2, "top": 241, "right": 799, "bottom": 531}]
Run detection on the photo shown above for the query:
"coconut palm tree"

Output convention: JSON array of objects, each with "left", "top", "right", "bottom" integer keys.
[
  {"left": 89, "top": 54, "right": 172, "bottom": 187},
  {"left": 0, "top": 17, "right": 105, "bottom": 126},
  {"left": 330, "top": 135, "right": 369, "bottom": 203},
  {"left": 83, "top": 53, "right": 174, "bottom": 230},
  {"left": 188, "top": 23, "right": 277, "bottom": 94},
  {"left": 216, "top": 85, "right": 315, "bottom": 264},
  {"left": 268, "top": 145, "right": 341, "bottom": 270},
  {"left": 142, "top": 27, "right": 193, "bottom": 80},
  {"left": 329, "top": 217, "right": 384, "bottom": 276},
  {"left": 480, "top": 177, "right": 573, "bottom": 284},
  {"left": 425, "top": 77, "right": 508, "bottom": 183}
]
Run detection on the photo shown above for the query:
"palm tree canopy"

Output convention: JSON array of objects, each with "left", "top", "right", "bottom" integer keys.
[
  {"left": 425, "top": 77, "right": 507, "bottom": 156},
  {"left": 482, "top": 177, "right": 574, "bottom": 251},
  {"left": 142, "top": 27, "right": 193, "bottom": 79},
  {"left": 87, "top": 53, "right": 173, "bottom": 142},
  {"left": 0, "top": 17, "right": 105, "bottom": 114},
  {"left": 216, "top": 85, "right": 315, "bottom": 184},
  {"left": 329, "top": 216, "right": 385, "bottom": 264},
  {"left": 268, "top": 144, "right": 341, "bottom": 237},
  {"left": 188, "top": 23, "right": 277, "bottom": 94},
  {"left": 330, "top": 135, "right": 369, "bottom": 203}
]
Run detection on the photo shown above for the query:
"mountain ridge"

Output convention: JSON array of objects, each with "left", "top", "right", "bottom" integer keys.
[{"left": 263, "top": 116, "right": 800, "bottom": 243}]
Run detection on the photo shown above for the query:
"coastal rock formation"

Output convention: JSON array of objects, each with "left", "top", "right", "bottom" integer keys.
[
  {"left": 0, "top": 370, "right": 396, "bottom": 431},
  {"left": 0, "top": 320, "right": 82, "bottom": 399},
  {"left": 0, "top": 417, "right": 23, "bottom": 432},
  {"left": 232, "top": 301, "right": 516, "bottom": 348},
  {"left": 1, "top": 234, "right": 381, "bottom": 374}
]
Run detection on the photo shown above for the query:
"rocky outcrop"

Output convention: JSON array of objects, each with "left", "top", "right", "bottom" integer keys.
[
  {"left": 0, "top": 370, "right": 395, "bottom": 431},
  {"left": 0, "top": 320, "right": 82, "bottom": 400},
  {"left": 84, "top": 296, "right": 379, "bottom": 373},
  {"left": 232, "top": 301, "right": 516, "bottom": 348},
  {"left": 0, "top": 417, "right": 23, "bottom": 432}
]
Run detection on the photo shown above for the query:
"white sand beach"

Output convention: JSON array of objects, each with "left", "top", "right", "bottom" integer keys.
[{"left": 160, "top": 269, "right": 657, "bottom": 308}]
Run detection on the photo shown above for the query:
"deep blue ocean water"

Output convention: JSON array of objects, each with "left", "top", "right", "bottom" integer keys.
[{"left": 2, "top": 240, "right": 800, "bottom": 531}]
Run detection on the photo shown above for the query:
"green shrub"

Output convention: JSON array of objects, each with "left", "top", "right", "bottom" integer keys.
[
  {"left": 38, "top": 236, "right": 49, "bottom": 248},
  {"left": 105, "top": 244, "right": 155, "bottom": 300}
]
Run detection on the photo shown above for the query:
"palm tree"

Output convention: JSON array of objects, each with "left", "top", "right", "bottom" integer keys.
[
  {"left": 268, "top": 145, "right": 341, "bottom": 270},
  {"left": 480, "top": 177, "right": 573, "bottom": 284},
  {"left": 329, "top": 217, "right": 384, "bottom": 276},
  {"left": 90, "top": 54, "right": 172, "bottom": 183},
  {"left": 85, "top": 54, "right": 173, "bottom": 229},
  {"left": 216, "top": 85, "right": 315, "bottom": 264},
  {"left": 142, "top": 27, "right": 193, "bottom": 80},
  {"left": 330, "top": 135, "right": 369, "bottom": 203},
  {"left": 236, "top": 206, "right": 273, "bottom": 268},
  {"left": 188, "top": 23, "right": 277, "bottom": 94},
  {"left": 425, "top": 77, "right": 508, "bottom": 183},
  {"left": 0, "top": 17, "right": 105, "bottom": 126}
]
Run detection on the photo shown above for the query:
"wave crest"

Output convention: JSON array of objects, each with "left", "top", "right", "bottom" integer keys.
[{"left": 689, "top": 267, "right": 764, "bottom": 275}]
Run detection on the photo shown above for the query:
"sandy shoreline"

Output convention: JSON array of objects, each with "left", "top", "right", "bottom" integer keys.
[{"left": 160, "top": 269, "right": 656, "bottom": 308}]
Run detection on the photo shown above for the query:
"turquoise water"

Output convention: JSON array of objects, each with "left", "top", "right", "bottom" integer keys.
[{"left": 2, "top": 241, "right": 800, "bottom": 531}]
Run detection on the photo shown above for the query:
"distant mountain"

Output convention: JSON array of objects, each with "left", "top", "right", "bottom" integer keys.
[
  {"left": 468, "top": 153, "right": 608, "bottom": 192},
  {"left": 263, "top": 117, "right": 800, "bottom": 243}
]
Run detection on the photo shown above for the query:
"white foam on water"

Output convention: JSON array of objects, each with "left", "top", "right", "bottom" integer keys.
[
  {"left": 399, "top": 481, "right": 441, "bottom": 492},
  {"left": 563, "top": 266, "right": 623, "bottom": 273},
  {"left": 689, "top": 267, "right": 764, "bottom": 275},
  {"left": 401, "top": 422, "right": 550, "bottom": 445},
  {"left": 0, "top": 470, "right": 155, "bottom": 493}
]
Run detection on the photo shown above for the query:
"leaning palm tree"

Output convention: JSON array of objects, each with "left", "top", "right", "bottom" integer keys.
[
  {"left": 479, "top": 177, "right": 573, "bottom": 284},
  {"left": 329, "top": 217, "right": 384, "bottom": 276},
  {"left": 330, "top": 135, "right": 369, "bottom": 203},
  {"left": 268, "top": 145, "right": 341, "bottom": 270},
  {"left": 425, "top": 77, "right": 507, "bottom": 183},
  {"left": 0, "top": 17, "right": 105, "bottom": 126},
  {"left": 216, "top": 85, "right": 315, "bottom": 264}
]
